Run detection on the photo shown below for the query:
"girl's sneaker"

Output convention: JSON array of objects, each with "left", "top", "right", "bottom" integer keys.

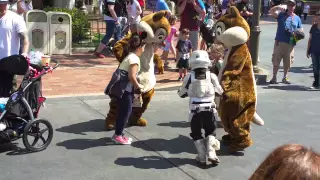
[
  {"left": 112, "top": 134, "right": 132, "bottom": 145},
  {"left": 122, "top": 135, "right": 133, "bottom": 142}
]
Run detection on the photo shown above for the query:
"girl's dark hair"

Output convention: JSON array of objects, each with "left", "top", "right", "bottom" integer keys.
[
  {"left": 128, "top": 32, "right": 147, "bottom": 52},
  {"left": 249, "top": 144, "right": 320, "bottom": 180},
  {"left": 168, "top": 15, "right": 177, "bottom": 25}
]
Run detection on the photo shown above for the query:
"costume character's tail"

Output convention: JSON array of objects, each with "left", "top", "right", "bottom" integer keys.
[{"left": 252, "top": 112, "right": 264, "bottom": 126}]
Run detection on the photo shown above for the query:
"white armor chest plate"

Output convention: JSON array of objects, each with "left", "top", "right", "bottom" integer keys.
[{"left": 188, "top": 71, "right": 215, "bottom": 98}]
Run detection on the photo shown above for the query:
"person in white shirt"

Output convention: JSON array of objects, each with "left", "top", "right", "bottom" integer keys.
[
  {"left": 8, "top": 0, "right": 32, "bottom": 17},
  {"left": 126, "top": 0, "right": 142, "bottom": 33},
  {"left": 8, "top": 0, "right": 32, "bottom": 54},
  {"left": 0, "top": 0, "right": 29, "bottom": 90},
  {"left": 303, "top": 3, "right": 310, "bottom": 21}
]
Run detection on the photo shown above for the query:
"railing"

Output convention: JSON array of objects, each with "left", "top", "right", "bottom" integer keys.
[{"left": 72, "top": 15, "right": 106, "bottom": 48}]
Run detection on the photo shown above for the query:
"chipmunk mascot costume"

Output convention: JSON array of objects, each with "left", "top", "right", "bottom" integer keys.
[
  {"left": 105, "top": 10, "right": 171, "bottom": 130},
  {"left": 214, "top": 6, "right": 264, "bottom": 152}
]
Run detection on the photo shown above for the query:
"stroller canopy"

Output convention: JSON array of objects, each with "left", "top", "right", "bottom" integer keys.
[{"left": 0, "top": 55, "right": 29, "bottom": 75}]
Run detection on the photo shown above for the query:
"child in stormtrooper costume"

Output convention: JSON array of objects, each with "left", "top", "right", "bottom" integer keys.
[{"left": 178, "top": 50, "right": 223, "bottom": 165}]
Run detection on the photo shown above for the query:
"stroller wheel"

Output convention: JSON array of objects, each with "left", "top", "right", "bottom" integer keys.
[{"left": 22, "top": 119, "right": 53, "bottom": 152}]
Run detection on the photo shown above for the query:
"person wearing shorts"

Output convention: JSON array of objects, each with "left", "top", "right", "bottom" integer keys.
[
  {"left": 176, "top": 29, "right": 193, "bottom": 81},
  {"left": 177, "top": 0, "right": 205, "bottom": 51},
  {"left": 269, "top": 0, "right": 302, "bottom": 84}
]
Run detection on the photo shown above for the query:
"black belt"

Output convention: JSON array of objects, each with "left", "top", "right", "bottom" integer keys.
[{"left": 192, "top": 101, "right": 212, "bottom": 104}]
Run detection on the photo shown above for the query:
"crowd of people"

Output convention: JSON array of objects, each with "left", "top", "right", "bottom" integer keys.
[{"left": 95, "top": 0, "right": 319, "bottom": 88}]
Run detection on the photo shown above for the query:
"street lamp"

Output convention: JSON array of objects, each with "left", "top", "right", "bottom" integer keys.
[
  {"left": 248, "top": 0, "right": 269, "bottom": 84},
  {"left": 249, "top": 0, "right": 262, "bottom": 73}
]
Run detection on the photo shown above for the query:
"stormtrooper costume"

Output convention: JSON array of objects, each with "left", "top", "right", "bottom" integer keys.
[{"left": 178, "top": 50, "right": 223, "bottom": 165}]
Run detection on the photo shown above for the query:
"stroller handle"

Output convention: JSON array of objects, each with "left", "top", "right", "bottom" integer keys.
[
  {"left": 51, "top": 58, "right": 60, "bottom": 70},
  {"left": 29, "top": 58, "right": 60, "bottom": 83}
]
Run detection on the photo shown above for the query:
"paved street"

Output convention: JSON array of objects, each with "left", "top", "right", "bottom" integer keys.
[
  {"left": 0, "top": 86, "right": 319, "bottom": 180},
  {"left": 0, "top": 22, "right": 320, "bottom": 180}
]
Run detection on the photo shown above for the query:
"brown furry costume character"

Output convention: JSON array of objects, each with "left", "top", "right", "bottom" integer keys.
[
  {"left": 214, "top": 7, "right": 264, "bottom": 152},
  {"left": 105, "top": 11, "right": 171, "bottom": 130}
]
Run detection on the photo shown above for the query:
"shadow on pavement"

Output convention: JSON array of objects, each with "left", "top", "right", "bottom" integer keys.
[
  {"left": 114, "top": 155, "right": 217, "bottom": 169},
  {"left": 157, "top": 121, "right": 189, "bottom": 128},
  {"left": 131, "top": 135, "right": 196, "bottom": 154},
  {"left": 216, "top": 143, "right": 245, "bottom": 157},
  {"left": 56, "top": 137, "right": 114, "bottom": 150},
  {"left": 56, "top": 119, "right": 105, "bottom": 135},
  {"left": 0, "top": 143, "right": 34, "bottom": 156},
  {"left": 157, "top": 79, "right": 179, "bottom": 83},
  {"left": 286, "top": 66, "right": 313, "bottom": 74},
  {"left": 263, "top": 85, "right": 312, "bottom": 91}
]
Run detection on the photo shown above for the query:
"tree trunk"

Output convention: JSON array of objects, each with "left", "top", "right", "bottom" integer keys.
[
  {"left": 53, "top": 0, "right": 76, "bottom": 9},
  {"left": 32, "top": 0, "right": 44, "bottom": 9}
]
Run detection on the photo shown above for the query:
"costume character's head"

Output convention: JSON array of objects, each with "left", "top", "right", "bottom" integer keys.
[
  {"left": 139, "top": 10, "right": 171, "bottom": 44},
  {"left": 113, "top": 10, "right": 171, "bottom": 63},
  {"left": 214, "top": 6, "right": 250, "bottom": 47},
  {"left": 212, "top": 6, "right": 264, "bottom": 152},
  {"left": 189, "top": 50, "right": 211, "bottom": 70}
]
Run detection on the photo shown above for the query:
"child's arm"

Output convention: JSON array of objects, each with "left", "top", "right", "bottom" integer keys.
[
  {"left": 176, "top": 40, "right": 180, "bottom": 52},
  {"left": 174, "top": 31, "right": 178, "bottom": 37},
  {"left": 210, "top": 73, "right": 223, "bottom": 95},
  {"left": 189, "top": 40, "right": 193, "bottom": 54},
  {"left": 173, "top": 28, "right": 178, "bottom": 37},
  {"left": 128, "top": 64, "right": 143, "bottom": 89},
  {"left": 178, "top": 73, "right": 191, "bottom": 98}
]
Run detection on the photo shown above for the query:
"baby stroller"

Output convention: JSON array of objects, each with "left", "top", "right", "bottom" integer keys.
[
  {"left": 199, "top": 18, "right": 217, "bottom": 50},
  {"left": 0, "top": 55, "right": 59, "bottom": 152}
]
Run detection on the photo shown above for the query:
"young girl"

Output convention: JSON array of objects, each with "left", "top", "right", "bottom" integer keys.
[
  {"left": 105, "top": 34, "right": 146, "bottom": 145},
  {"left": 161, "top": 15, "right": 178, "bottom": 67},
  {"left": 126, "top": 0, "right": 142, "bottom": 33},
  {"left": 208, "top": 43, "right": 225, "bottom": 76}
]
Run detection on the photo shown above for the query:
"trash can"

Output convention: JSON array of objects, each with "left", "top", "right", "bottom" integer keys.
[
  {"left": 47, "top": 12, "right": 72, "bottom": 55},
  {"left": 25, "top": 10, "right": 49, "bottom": 54}
]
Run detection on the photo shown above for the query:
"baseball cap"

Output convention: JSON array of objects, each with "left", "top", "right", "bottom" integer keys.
[
  {"left": 287, "top": 0, "right": 296, "bottom": 5},
  {"left": 0, "top": 0, "right": 9, "bottom": 4}
]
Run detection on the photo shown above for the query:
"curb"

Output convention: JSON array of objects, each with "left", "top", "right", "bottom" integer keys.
[
  {"left": 57, "top": 65, "right": 118, "bottom": 69},
  {"left": 46, "top": 83, "right": 182, "bottom": 99},
  {"left": 72, "top": 47, "right": 95, "bottom": 53}
]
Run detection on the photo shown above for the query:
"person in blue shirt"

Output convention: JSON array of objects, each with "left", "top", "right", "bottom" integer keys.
[
  {"left": 269, "top": 0, "right": 303, "bottom": 84},
  {"left": 156, "top": 0, "right": 170, "bottom": 11},
  {"left": 307, "top": 23, "right": 320, "bottom": 89}
]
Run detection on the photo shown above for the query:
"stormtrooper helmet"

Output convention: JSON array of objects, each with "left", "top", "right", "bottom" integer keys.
[{"left": 189, "top": 50, "right": 212, "bottom": 70}]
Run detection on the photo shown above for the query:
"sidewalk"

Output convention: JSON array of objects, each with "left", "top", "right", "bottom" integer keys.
[
  {"left": 43, "top": 13, "right": 308, "bottom": 97},
  {"left": 43, "top": 51, "right": 180, "bottom": 97}
]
